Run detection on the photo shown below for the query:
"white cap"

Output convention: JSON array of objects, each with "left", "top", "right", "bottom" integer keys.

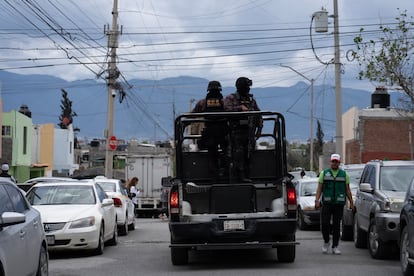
[
  {"left": 330, "top": 154, "right": 341, "bottom": 162},
  {"left": 2, "top": 164, "right": 9, "bottom": 171}
]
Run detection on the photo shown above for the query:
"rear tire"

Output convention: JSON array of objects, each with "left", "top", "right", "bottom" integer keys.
[
  {"left": 277, "top": 245, "right": 296, "bottom": 263},
  {"left": 128, "top": 218, "right": 135, "bottom": 231},
  {"left": 297, "top": 208, "right": 307, "bottom": 230},
  {"left": 341, "top": 223, "right": 354, "bottom": 241},
  {"left": 171, "top": 247, "right": 188, "bottom": 265},
  {"left": 119, "top": 219, "right": 129, "bottom": 236}
]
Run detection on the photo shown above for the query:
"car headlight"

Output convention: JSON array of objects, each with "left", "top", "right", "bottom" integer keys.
[{"left": 69, "top": 216, "right": 96, "bottom": 229}]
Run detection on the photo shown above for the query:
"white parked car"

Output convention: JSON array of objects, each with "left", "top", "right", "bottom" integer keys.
[
  {"left": 294, "top": 177, "right": 320, "bottom": 230},
  {"left": 26, "top": 180, "right": 118, "bottom": 255},
  {"left": 0, "top": 177, "right": 49, "bottom": 276},
  {"left": 93, "top": 176, "right": 135, "bottom": 235}
]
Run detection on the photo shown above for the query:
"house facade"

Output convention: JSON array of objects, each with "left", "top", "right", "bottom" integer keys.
[{"left": 343, "top": 88, "right": 413, "bottom": 164}]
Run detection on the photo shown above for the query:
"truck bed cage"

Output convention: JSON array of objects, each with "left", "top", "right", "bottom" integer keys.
[{"left": 174, "top": 111, "right": 288, "bottom": 184}]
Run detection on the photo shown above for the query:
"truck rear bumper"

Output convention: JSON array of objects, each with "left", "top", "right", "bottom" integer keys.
[{"left": 169, "top": 217, "right": 297, "bottom": 247}]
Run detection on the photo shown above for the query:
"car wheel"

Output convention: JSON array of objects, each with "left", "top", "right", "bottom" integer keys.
[
  {"left": 119, "top": 218, "right": 129, "bottom": 236},
  {"left": 297, "top": 208, "right": 307, "bottom": 230},
  {"left": 128, "top": 217, "right": 136, "bottom": 231},
  {"left": 171, "top": 247, "right": 188, "bottom": 265},
  {"left": 94, "top": 225, "right": 105, "bottom": 255},
  {"left": 36, "top": 244, "right": 48, "bottom": 276},
  {"left": 277, "top": 245, "right": 296, "bottom": 263},
  {"left": 353, "top": 214, "right": 367, "bottom": 248},
  {"left": 401, "top": 226, "right": 414, "bottom": 276},
  {"left": 368, "top": 218, "right": 390, "bottom": 259},
  {"left": 341, "top": 220, "right": 354, "bottom": 241},
  {"left": 107, "top": 221, "right": 118, "bottom": 246}
]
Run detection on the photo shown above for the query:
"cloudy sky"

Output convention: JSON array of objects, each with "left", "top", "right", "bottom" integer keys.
[
  {"left": 0, "top": 0, "right": 413, "bottom": 91},
  {"left": 0, "top": 0, "right": 414, "bottom": 142}
]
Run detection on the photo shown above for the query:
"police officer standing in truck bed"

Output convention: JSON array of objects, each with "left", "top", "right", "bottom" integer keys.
[{"left": 223, "top": 77, "right": 262, "bottom": 182}]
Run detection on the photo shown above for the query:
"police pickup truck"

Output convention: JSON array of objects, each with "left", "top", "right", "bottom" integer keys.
[{"left": 165, "top": 111, "right": 298, "bottom": 265}]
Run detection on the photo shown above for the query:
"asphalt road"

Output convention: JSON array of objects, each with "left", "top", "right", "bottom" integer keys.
[{"left": 48, "top": 218, "right": 401, "bottom": 276}]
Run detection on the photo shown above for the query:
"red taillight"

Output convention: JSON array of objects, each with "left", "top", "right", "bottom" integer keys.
[
  {"left": 113, "top": 198, "right": 122, "bottom": 207},
  {"left": 287, "top": 187, "right": 297, "bottom": 210},
  {"left": 170, "top": 190, "right": 179, "bottom": 213}
]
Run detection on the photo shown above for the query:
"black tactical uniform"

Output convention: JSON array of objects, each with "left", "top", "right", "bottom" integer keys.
[
  {"left": 223, "top": 77, "right": 262, "bottom": 182},
  {"left": 192, "top": 81, "right": 228, "bottom": 179}
]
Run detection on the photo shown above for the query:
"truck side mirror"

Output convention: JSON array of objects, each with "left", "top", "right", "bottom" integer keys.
[
  {"left": 162, "top": 176, "right": 173, "bottom": 187},
  {"left": 359, "top": 183, "right": 373, "bottom": 193}
]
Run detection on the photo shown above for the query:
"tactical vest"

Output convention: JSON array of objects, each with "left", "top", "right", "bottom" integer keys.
[
  {"left": 205, "top": 92, "right": 224, "bottom": 112},
  {"left": 322, "top": 169, "right": 347, "bottom": 205}
]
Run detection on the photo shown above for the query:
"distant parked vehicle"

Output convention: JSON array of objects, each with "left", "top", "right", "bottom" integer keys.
[
  {"left": 26, "top": 180, "right": 118, "bottom": 255},
  {"left": 294, "top": 177, "right": 320, "bottom": 230},
  {"left": 19, "top": 176, "right": 77, "bottom": 192},
  {"left": 399, "top": 177, "right": 414, "bottom": 276},
  {"left": 0, "top": 177, "right": 49, "bottom": 276},
  {"left": 353, "top": 160, "right": 414, "bottom": 259},
  {"left": 93, "top": 176, "right": 135, "bottom": 235},
  {"left": 340, "top": 163, "right": 365, "bottom": 241},
  {"left": 288, "top": 169, "right": 317, "bottom": 180}
]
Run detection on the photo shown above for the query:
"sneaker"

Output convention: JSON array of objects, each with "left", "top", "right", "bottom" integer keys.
[
  {"left": 322, "top": 242, "right": 330, "bottom": 254},
  {"left": 332, "top": 247, "right": 341, "bottom": 255}
]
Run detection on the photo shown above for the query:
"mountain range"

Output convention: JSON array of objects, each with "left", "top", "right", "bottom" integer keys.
[{"left": 0, "top": 71, "right": 401, "bottom": 143}]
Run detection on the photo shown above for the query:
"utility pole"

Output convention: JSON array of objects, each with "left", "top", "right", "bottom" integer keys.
[
  {"left": 333, "top": 0, "right": 343, "bottom": 157},
  {"left": 105, "top": 0, "right": 120, "bottom": 178},
  {"left": 278, "top": 64, "right": 314, "bottom": 171},
  {"left": 312, "top": 0, "right": 342, "bottom": 159}
]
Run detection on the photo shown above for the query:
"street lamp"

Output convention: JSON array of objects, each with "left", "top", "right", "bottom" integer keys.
[
  {"left": 278, "top": 64, "right": 315, "bottom": 171},
  {"left": 312, "top": 0, "right": 343, "bottom": 158}
]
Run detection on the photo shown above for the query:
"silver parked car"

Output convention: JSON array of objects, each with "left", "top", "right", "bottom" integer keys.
[
  {"left": 354, "top": 160, "right": 414, "bottom": 259},
  {"left": 340, "top": 163, "right": 365, "bottom": 241},
  {"left": 294, "top": 177, "right": 320, "bottom": 230},
  {"left": 0, "top": 177, "right": 48, "bottom": 276}
]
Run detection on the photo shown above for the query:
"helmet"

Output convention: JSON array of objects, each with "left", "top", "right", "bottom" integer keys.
[
  {"left": 235, "top": 77, "right": 252, "bottom": 90},
  {"left": 207, "top": 80, "right": 222, "bottom": 92},
  {"left": 1, "top": 164, "right": 9, "bottom": 171}
]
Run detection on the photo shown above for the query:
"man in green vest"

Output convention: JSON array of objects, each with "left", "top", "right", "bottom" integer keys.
[{"left": 315, "top": 153, "right": 353, "bottom": 255}]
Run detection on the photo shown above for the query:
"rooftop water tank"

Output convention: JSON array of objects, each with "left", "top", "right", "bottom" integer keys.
[
  {"left": 371, "top": 87, "right": 390, "bottom": 108},
  {"left": 18, "top": 104, "right": 32, "bottom": 118}
]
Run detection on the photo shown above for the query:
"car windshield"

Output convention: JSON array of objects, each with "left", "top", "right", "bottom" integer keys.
[
  {"left": 95, "top": 181, "right": 116, "bottom": 192},
  {"left": 300, "top": 181, "right": 318, "bottom": 196},
  {"left": 380, "top": 166, "right": 414, "bottom": 192},
  {"left": 26, "top": 185, "right": 96, "bottom": 205},
  {"left": 346, "top": 169, "right": 363, "bottom": 184}
]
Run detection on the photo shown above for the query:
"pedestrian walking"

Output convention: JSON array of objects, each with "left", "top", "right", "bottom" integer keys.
[{"left": 314, "top": 153, "right": 354, "bottom": 255}]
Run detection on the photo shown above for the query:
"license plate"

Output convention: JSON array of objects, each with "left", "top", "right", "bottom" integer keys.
[
  {"left": 46, "top": 235, "right": 55, "bottom": 245},
  {"left": 223, "top": 220, "right": 245, "bottom": 231}
]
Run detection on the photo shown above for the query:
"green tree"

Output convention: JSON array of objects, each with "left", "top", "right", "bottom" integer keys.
[
  {"left": 353, "top": 9, "right": 414, "bottom": 105},
  {"left": 314, "top": 120, "right": 324, "bottom": 160},
  {"left": 58, "top": 89, "right": 77, "bottom": 129}
]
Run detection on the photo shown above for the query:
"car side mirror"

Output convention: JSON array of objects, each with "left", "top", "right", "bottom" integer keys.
[{"left": 359, "top": 183, "right": 373, "bottom": 193}]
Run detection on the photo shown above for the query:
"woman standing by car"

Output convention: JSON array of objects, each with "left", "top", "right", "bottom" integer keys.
[{"left": 128, "top": 177, "right": 140, "bottom": 217}]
